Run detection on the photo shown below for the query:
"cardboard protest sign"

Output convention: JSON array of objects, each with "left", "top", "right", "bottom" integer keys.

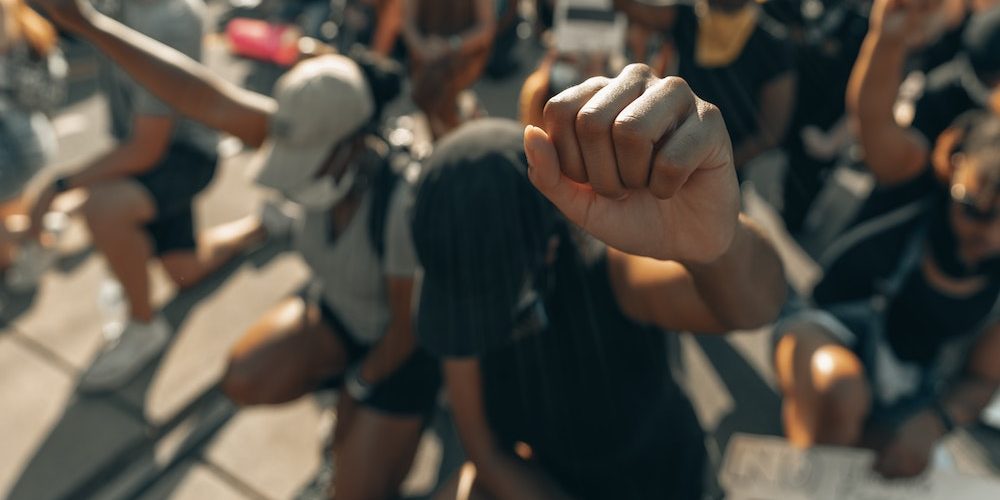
[
  {"left": 721, "top": 434, "right": 1000, "bottom": 500},
  {"left": 553, "top": 0, "right": 627, "bottom": 55}
]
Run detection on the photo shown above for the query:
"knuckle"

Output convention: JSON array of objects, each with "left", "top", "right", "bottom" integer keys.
[
  {"left": 663, "top": 75, "right": 691, "bottom": 93},
  {"left": 612, "top": 116, "right": 649, "bottom": 146},
  {"left": 576, "top": 107, "right": 611, "bottom": 138},
  {"left": 543, "top": 98, "right": 574, "bottom": 127},
  {"left": 621, "top": 63, "right": 652, "bottom": 79}
]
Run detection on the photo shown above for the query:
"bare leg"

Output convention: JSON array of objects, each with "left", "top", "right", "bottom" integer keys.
[
  {"left": 325, "top": 397, "right": 426, "bottom": 500},
  {"left": 774, "top": 323, "right": 873, "bottom": 447},
  {"left": 434, "top": 462, "right": 496, "bottom": 500},
  {"left": 222, "top": 296, "right": 349, "bottom": 405},
  {"left": 0, "top": 199, "right": 25, "bottom": 271},
  {"left": 159, "top": 215, "right": 267, "bottom": 290},
  {"left": 81, "top": 181, "right": 158, "bottom": 322}
]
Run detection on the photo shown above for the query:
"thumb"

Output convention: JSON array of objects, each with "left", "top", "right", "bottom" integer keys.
[{"left": 524, "top": 125, "right": 594, "bottom": 225}]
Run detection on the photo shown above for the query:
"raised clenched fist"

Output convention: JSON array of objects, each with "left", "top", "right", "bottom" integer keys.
[{"left": 525, "top": 64, "right": 739, "bottom": 265}]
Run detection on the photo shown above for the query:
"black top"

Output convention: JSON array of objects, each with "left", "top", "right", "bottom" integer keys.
[
  {"left": 911, "top": 61, "right": 981, "bottom": 145},
  {"left": 672, "top": 6, "right": 794, "bottom": 147},
  {"left": 814, "top": 171, "right": 1000, "bottom": 366},
  {"left": 421, "top": 239, "right": 700, "bottom": 460}
]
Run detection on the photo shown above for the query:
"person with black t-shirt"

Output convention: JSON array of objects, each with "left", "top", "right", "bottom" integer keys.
[
  {"left": 772, "top": 0, "right": 1000, "bottom": 480},
  {"left": 911, "top": 5, "right": 1000, "bottom": 147},
  {"left": 414, "top": 65, "right": 787, "bottom": 500},
  {"left": 615, "top": 0, "right": 796, "bottom": 169}
]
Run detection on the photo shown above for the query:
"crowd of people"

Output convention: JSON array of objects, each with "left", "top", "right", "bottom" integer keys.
[{"left": 2, "top": 0, "right": 999, "bottom": 498}]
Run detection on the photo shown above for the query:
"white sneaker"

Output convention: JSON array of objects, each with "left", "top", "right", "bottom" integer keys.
[
  {"left": 78, "top": 316, "right": 171, "bottom": 393},
  {"left": 260, "top": 200, "right": 296, "bottom": 241},
  {"left": 5, "top": 241, "right": 58, "bottom": 292}
]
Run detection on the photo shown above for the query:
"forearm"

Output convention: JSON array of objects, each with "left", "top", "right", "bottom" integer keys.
[
  {"left": 358, "top": 320, "right": 417, "bottom": 385},
  {"left": 371, "top": 0, "right": 403, "bottom": 56},
  {"left": 847, "top": 33, "right": 917, "bottom": 172},
  {"left": 942, "top": 374, "right": 999, "bottom": 427},
  {"left": 64, "top": 144, "right": 160, "bottom": 188},
  {"left": 68, "top": 10, "right": 271, "bottom": 145},
  {"left": 685, "top": 215, "right": 786, "bottom": 330}
]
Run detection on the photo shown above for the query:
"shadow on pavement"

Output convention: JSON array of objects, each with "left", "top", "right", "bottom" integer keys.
[
  {"left": 5, "top": 240, "right": 285, "bottom": 500},
  {"left": 694, "top": 335, "right": 783, "bottom": 449}
]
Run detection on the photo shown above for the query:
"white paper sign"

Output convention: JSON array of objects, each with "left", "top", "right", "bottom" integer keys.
[
  {"left": 553, "top": 0, "right": 627, "bottom": 55},
  {"left": 721, "top": 434, "right": 1000, "bottom": 500}
]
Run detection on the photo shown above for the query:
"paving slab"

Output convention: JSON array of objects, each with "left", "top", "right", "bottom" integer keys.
[
  {"left": 0, "top": 335, "right": 77, "bottom": 498},
  {"left": 91, "top": 392, "right": 237, "bottom": 500},
  {"left": 204, "top": 398, "right": 326, "bottom": 500},
  {"left": 12, "top": 255, "right": 113, "bottom": 371},
  {"left": 139, "top": 460, "right": 253, "bottom": 500},
  {"left": 3, "top": 384, "right": 147, "bottom": 500},
  {"left": 116, "top": 253, "right": 308, "bottom": 426}
]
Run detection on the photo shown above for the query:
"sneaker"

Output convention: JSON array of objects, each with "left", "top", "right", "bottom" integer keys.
[
  {"left": 78, "top": 316, "right": 171, "bottom": 394},
  {"left": 5, "top": 241, "right": 58, "bottom": 292},
  {"left": 260, "top": 199, "right": 296, "bottom": 242}
]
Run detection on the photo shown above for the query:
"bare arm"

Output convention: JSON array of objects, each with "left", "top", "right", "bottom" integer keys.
[
  {"left": 33, "top": 0, "right": 275, "bottom": 147},
  {"left": 943, "top": 323, "right": 1000, "bottom": 427},
  {"left": 66, "top": 115, "right": 174, "bottom": 187},
  {"left": 370, "top": 0, "right": 403, "bottom": 56},
  {"left": 450, "top": 0, "right": 497, "bottom": 59},
  {"left": 401, "top": 0, "right": 428, "bottom": 56},
  {"left": 733, "top": 73, "right": 796, "bottom": 168},
  {"left": 612, "top": 215, "right": 787, "bottom": 333},
  {"left": 613, "top": 0, "right": 677, "bottom": 31},
  {"left": 846, "top": 0, "right": 933, "bottom": 185},
  {"left": 356, "top": 277, "right": 418, "bottom": 385},
  {"left": 444, "top": 359, "right": 574, "bottom": 500}
]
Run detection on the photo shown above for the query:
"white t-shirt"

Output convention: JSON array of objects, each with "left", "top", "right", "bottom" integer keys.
[{"left": 293, "top": 181, "right": 419, "bottom": 344}]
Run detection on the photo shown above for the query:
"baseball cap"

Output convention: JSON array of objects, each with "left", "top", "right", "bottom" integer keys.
[
  {"left": 250, "top": 55, "right": 374, "bottom": 195},
  {"left": 412, "top": 119, "right": 559, "bottom": 357}
]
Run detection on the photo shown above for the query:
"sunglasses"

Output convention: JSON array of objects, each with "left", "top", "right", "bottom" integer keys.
[{"left": 953, "top": 185, "right": 1000, "bottom": 223}]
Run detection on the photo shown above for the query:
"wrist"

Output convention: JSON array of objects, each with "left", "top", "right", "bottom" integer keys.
[
  {"left": 344, "top": 364, "right": 373, "bottom": 402},
  {"left": 928, "top": 400, "right": 957, "bottom": 435},
  {"left": 448, "top": 35, "right": 463, "bottom": 53},
  {"left": 680, "top": 215, "right": 744, "bottom": 271}
]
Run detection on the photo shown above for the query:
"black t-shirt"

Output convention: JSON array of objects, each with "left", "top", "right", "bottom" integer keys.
[
  {"left": 673, "top": 6, "right": 794, "bottom": 147},
  {"left": 421, "top": 241, "right": 704, "bottom": 499},
  {"left": 814, "top": 171, "right": 1000, "bottom": 365},
  {"left": 912, "top": 61, "right": 981, "bottom": 145}
]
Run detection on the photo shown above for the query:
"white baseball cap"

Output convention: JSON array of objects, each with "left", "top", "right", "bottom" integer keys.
[{"left": 250, "top": 54, "right": 375, "bottom": 194}]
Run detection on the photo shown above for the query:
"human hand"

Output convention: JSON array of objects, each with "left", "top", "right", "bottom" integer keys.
[
  {"left": 29, "top": 0, "right": 95, "bottom": 32},
  {"left": 525, "top": 64, "right": 739, "bottom": 264},
  {"left": 874, "top": 409, "right": 946, "bottom": 478}
]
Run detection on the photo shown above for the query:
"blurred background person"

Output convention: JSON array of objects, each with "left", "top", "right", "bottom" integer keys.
[
  {"left": 779, "top": 0, "right": 870, "bottom": 235},
  {"left": 774, "top": 0, "right": 1000, "bottom": 479},
  {"left": 0, "top": 0, "right": 64, "bottom": 290},
  {"left": 415, "top": 67, "right": 786, "bottom": 499},
  {"left": 616, "top": 0, "right": 797, "bottom": 170},
  {"left": 25, "top": 0, "right": 263, "bottom": 393},
  {"left": 402, "top": 0, "right": 496, "bottom": 139},
  {"left": 32, "top": 1, "right": 440, "bottom": 496}
]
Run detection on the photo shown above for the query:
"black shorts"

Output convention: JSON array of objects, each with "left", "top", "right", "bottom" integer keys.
[
  {"left": 315, "top": 296, "right": 441, "bottom": 418},
  {"left": 133, "top": 142, "right": 218, "bottom": 256}
]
